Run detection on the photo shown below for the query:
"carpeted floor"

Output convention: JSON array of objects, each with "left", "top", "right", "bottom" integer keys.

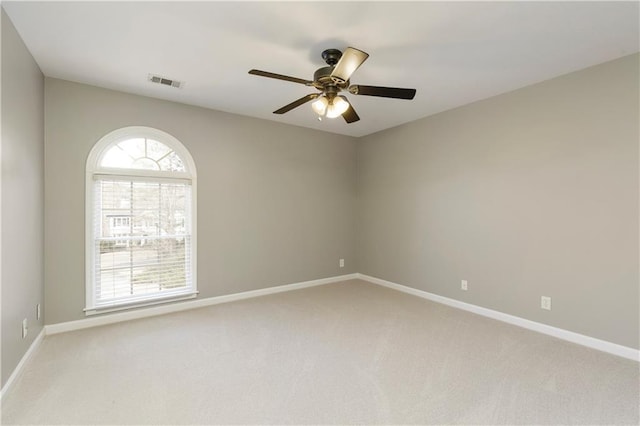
[{"left": 2, "top": 279, "right": 638, "bottom": 425}]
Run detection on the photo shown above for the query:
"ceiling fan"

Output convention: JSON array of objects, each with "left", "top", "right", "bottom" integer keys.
[{"left": 249, "top": 47, "right": 416, "bottom": 123}]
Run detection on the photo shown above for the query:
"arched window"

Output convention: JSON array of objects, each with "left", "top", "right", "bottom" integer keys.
[{"left": 86, "top": 127, "right": 197, "bottom": 314}]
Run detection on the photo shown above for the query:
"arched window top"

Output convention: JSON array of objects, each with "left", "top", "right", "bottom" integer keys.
[
  {"left": 100, "top": 138, "right": 185, "bottom": 172},
  {"left": 88, "top": 126, "right": 196, "bottom": 177}
]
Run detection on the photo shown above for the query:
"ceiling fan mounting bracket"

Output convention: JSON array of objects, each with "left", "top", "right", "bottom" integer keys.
[{"left": 321, "top": 48, "right": 342, "bottom": 66}]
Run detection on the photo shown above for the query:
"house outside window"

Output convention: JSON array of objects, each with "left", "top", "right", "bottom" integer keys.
[{"left": 85, "top": 126, "right": 197, "bottom": 314}]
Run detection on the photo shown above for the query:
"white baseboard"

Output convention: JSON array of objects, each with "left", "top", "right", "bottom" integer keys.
[
  {"left": 45, "top": 273, "right": 358, "bottom": 335},
  {"left": 0, "top": 328, "right": 45, "bottom": 400},
  {"left": 357, "top": 273, "right": 639, "bottom": 362}
]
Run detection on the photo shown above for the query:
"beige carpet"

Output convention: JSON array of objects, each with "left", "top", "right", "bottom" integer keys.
[{"left": 2, "top": 279, "right": 638, "bottom": 425}]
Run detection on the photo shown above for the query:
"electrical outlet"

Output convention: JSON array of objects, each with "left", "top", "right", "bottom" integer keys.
[
  {"left": 37, "top": 303, "right": 41, "bottom": 320},
  {"left": 22, "top": 318, "right": 28, "bottom": 339},
  {"left": 339, "top": 258, "right": 345, "bottom": 268},
  {"left": 541, "top": 296, "right": 552, "bottom": 311},
  {"left": 461, "top": 280, "right": 468, "bottom": 291}
]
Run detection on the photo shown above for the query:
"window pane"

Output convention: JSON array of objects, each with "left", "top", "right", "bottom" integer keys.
[
  {"left": 118, "top": 138, "right": 146, "bottom": 159},
  {"left": 97, "top": 236, "right": 190, "bottom": 301},
  {"left": 159, "top": 183, "right": 187, "bottom": 234},
  {"left": 101, "top": 146, "right": 134, "bottom": 169},
  {"left": 95, "top": 178, "right": 192, "bottom": 307},
  {"left": 158, "top": 151, "right": 185, "bottom": 172},
  {"left": 146, "top": 139, "right": 171, "bottom": 160}
]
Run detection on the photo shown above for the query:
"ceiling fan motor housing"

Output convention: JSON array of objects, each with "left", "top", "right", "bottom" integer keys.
[{"left": 313, "top": 66, "right": 348, "bottom": 91}]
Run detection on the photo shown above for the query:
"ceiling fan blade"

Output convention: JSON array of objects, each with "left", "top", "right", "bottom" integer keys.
[
  {"left": 273, "top": 93, "right": 320, "bottom": 114},
  {"left": 349, "top": 85, "right": 416, "bottom": 100},
  {"left": 342, "top": 100, "right": 360, "bottom": 123},
  {"left": 249, "top": 69, "right": 313, "bottom": 86},
  {"left": 330, "top": 47, "right": 369, "bottom": 84}
]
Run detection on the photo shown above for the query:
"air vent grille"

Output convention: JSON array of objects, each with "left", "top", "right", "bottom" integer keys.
[{"left": 147, "top": 74, "right": 183, "bottom": 88}]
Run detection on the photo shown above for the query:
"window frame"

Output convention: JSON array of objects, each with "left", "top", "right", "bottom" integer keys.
[{"left": 85, "top": 126, "right": 197, "bottom": 315}]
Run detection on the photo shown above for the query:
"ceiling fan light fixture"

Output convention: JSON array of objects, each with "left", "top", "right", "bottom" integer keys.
[
  {"left": 311, "top": 96, "right": 329, "bottom": 116},
  {"left": 311, "top": 95, "right": 349, "bottom": 119},
  {"left": 326, "top": 96, "right": 349, "bottom": 118}
]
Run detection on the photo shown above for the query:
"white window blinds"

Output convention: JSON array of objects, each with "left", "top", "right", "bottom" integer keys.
[{"left": 90, "top": 177, "right": 194, "bottom": 309}]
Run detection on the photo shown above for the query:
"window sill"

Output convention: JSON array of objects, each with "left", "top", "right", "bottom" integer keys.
[{"left": 84, "top": 292, "right": 198, "bottom": 316}]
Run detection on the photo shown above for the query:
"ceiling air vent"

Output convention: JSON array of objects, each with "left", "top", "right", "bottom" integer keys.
[{"left": 147, "top": 74, "right": 183, "bottom": 88}]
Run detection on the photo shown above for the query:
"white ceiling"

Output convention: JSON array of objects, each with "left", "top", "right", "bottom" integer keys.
[{"left": 4, "top": 1, "right": 639, "bottom": 137}]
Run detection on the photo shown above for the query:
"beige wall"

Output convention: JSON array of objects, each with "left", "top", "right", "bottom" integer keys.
[
  {"left": 357, "top": 54, "right": 639, "bottom": 349},
  {"left": 44, "top": 78, "right": 357, "bottom": 324},
  {"left": 1, "top": 9, "right": 45, "bottom": 387}
]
